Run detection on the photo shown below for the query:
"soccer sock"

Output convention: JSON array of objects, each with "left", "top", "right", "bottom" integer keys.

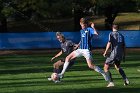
[
  {"left": 105, "top": 71, "right": 113, "bottom": 82},
  {"left": 60, "top": 61, "right": 70, "bottom": 75},
  {"left": 53, "top": 68, "right": 60, "bottom": 74},
  {"left": 94, "top": 66, "right": 105, "bottom": 75},
  {"left": 119, "top": 68, "right": 127, "bottom": 80}
]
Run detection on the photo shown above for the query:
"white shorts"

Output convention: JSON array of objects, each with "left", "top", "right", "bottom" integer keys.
[{"left": 73, "top": 49, "right": 93, "bottom": 60}]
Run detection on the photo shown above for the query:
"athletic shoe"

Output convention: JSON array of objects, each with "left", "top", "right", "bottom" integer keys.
[
  {"left": 48, "top": 77, "right": 52, "bottom": 81},
  {"left": 58, "top": 74, "right": 63, "bottom": 79},
  {"left": 102, "top": 73, "right": 109, "bottom": 81},
  {"left": 54, "top": 80, "right": 61, "bottom": 83},
  {"left": 124, "top": 78, "right": 130, "bottom": 86},
  {"left": 107, "top": 82, "right": 115, "bottom": 87}
]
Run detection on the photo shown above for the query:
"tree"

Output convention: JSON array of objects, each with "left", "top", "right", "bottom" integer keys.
[
  {"left": 0, "top": 0, "right": 7, "bottom": 32},
  {"left": 95, "top": 0, "right": 138, "bottom": 30},
  {"left": 94, "top": 0, "right": 120, "bottom": 30},
  {"left": 0, "top": 0, "right": 74, "bottom": 32},
  {"left": 0, "top": 0, "right": 138, "bottom": 32}
]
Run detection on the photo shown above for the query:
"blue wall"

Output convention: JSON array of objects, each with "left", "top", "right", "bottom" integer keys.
[{"left": 0, "top": 31, "right": 140, "bottom": 49}]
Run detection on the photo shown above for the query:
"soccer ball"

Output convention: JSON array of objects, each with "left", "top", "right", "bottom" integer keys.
[{"left": 51, "top": 73, "right": 59, "bottom": 81}]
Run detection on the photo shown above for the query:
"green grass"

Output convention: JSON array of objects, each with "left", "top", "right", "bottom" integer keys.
[
  {"left": 0, "top": 51, "right": 140, "bottom": 93},
  {"left": 94, "top": 13, "right": 140, "bottom": 30}
]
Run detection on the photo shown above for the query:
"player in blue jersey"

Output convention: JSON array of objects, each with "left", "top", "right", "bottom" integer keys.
[
  {"left": 58, "top": 18, "right": 108, "bottom": 81},
  {"left": 103, "top": 25, "right": 129, "bottom": 87}
]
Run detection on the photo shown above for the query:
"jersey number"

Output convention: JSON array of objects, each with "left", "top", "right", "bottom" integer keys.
[{"left": 118, "top": 35, "right": 122, "bottom": 42}]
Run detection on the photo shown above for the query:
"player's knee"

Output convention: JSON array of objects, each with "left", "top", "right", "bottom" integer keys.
[
  {"left": 115, "top": 67, "right": 120, "bottom": 71},
  {"left": 115, "top": 65, "right": 120, "bottom": 71},
  {"left": 53, "top": 63, "right": 59, "bottom": 69},
  {"left": 88, "top": 64, "right": 94, "bottom": 69},
  {"left": 115, "top": 67, "right": 119, "bottom": 71},
  {"left": 104, "top": 65, "right": 109, "bottom": 72},
  {"left": 65, "top": 56, "right": 70, "bottom": 62},
  {"left": 104, "top": 67, "right": 107, "bottom": 72},
  {"left": 53, "top": 63, "right": 56, "bottom": 68}
]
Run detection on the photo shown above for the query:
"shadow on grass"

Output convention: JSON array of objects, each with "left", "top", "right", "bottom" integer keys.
[
  {"left": 0, "top": 53, "right": 139, "bottom": 75},
  {"left": 1, "top": 86, "right": 139, "bottom": 93},
  {"left": 0, "top": 70, "right": 139, "bottom": 93},
  {"left": 46, "top": 87, "right": 140, "bottom": 93},
  {"left": 0, "top": 59, "right": 139, "bottom": 75},
  {"left": 0, "top": 68, "right": 52, "bottom": 74}
]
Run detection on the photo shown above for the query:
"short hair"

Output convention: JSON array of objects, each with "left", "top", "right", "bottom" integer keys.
[
  {"left": 56, "top": 32, "right": 65, "bottom": 38},
  {"left": 112, "top": 24, "right": 119, "bottom": 30},
  {"left": 80, "top": 17, "right": 88, "bottom": 24}
]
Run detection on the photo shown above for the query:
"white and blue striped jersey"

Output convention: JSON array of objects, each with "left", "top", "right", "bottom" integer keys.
[{"left": 79, "top": 27, "right": 94, "bottom": 50}]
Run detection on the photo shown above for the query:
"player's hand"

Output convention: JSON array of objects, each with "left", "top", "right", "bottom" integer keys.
[
  {"left": 51, "top": 57, "right": 55, "bottom": 62},
  {"left": 73, "top": 44, "right": 79, "bottom": 50},
  {"left": 90, "top": 22, "right": 95, "bottom": 28},
  {"left": 103, "top": 52, "right": 106, "bottom": 57}
]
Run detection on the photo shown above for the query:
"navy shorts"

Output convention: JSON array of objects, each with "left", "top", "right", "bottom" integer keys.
[
  {"left": 60, "top": 58, "right": 75, "bottom": 68},
  {"left": 105, "top": 57, "right": 121, "bottom": 66}
]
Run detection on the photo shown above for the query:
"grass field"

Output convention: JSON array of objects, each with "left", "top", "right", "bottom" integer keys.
[
  {"left": 94, "top": 13, "right": 140, "bottom": 30},
  {"left": 0, "top": 50, "right": 140, "bottom": 93}
]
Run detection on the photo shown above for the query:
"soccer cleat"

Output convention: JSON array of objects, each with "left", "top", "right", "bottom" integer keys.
[
  {"left": 107, "top": 82, "right": 115, "bottom": 87},
  {"left": 58, "top": 74, "right": 63, "bottom": 79},
  {"left": 48, "top": 77, "right": 52, "bottom": 81},
  {"left": 102, "top": 73, "right": 109, "bottom": 81},
  {"left": 54, "top": 80, "right": 61, "bottom": 83},
  {"left": 124, "top": 78, "right": 130, "bottom": 86}
]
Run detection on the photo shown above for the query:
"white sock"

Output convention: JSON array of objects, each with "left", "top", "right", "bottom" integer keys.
[
  {"left": 94, "top": 66, "right": 104, "bottom": 75},
  {"left": 60, "top": 61, "right": 70, "bottom": 75}
]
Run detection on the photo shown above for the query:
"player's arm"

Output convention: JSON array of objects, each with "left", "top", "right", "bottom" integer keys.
[
  {"left": 103, "top": 42, "right": 111, "bottom": 57},
  {"left": 51, "top": 50, "right": 63, "bottom": 62},
  {"left": 90, "top": 22, "right": 98, "bottom": 35},
  {"left": 103, "top": 33, "right": 112, "bottom": 57},
  {"left": 73, "top": 41, "right": 81, "bottom": 50},
  {"left": 67, "top": 40, "right": 79, "bottom": 50}
]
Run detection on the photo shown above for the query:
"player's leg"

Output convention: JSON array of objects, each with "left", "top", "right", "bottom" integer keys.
[
  {"left": 86, "top": 58, "right": 102, "bottom": 73},
  {"left": 60, "top": 50, "right": 78, "bottom": 76},
  {"left": 114, "top": 62, "right": 129, "bottom": 85},
  {"left": 48, "top": 60, "right": 64, "bottom": 81},
  {"left": 83, "top": 50, "right": 108, "bottom": 81},
  {"left": 86, "top": 58, "right": 108, "bottom": 81},
  {"left": 104, "top": 58, "right": 114, "bottom": 87},
  {"left": 104, "top": 63, "right": 113, "bottom": 81},
  {"left": 67, "top": 60, "right": 75, "bottom": 69},
  {"left": 104, "top": 63, "right": 114, "bottom": 87},
  {"left": 53, "top": 60, "right": 64, "bottom": 74}
]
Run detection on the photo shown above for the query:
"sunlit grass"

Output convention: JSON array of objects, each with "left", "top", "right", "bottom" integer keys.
[
  {"left": 94, "top": 13, "right": 140, "bottom": 30},
  {"left": 0, "top": 51, "right": 140, "bottom": 93}
]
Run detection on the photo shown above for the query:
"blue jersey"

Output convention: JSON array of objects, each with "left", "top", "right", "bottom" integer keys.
[{"left": 80, "top": 27, "right": 94, "bottom": 50}]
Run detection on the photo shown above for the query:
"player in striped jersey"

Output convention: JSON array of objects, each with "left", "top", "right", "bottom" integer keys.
[{"left": 58, "top": 18, "right": 108, "bottom": 81}]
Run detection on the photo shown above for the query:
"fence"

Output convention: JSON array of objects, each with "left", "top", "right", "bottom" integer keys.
[{"left": 0, "top": 31, "right": 140, "bottom": 49}]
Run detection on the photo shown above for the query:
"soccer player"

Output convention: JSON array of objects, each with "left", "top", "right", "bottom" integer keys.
[
  {"left": 103, "top": 24, "right": 129, "bottom": 87},
  {"left": 48, "top": 32, "right": 77, "bottom": 82},
  {"left": 58, "top": 17, "right": 108, "bottom": 81}
]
